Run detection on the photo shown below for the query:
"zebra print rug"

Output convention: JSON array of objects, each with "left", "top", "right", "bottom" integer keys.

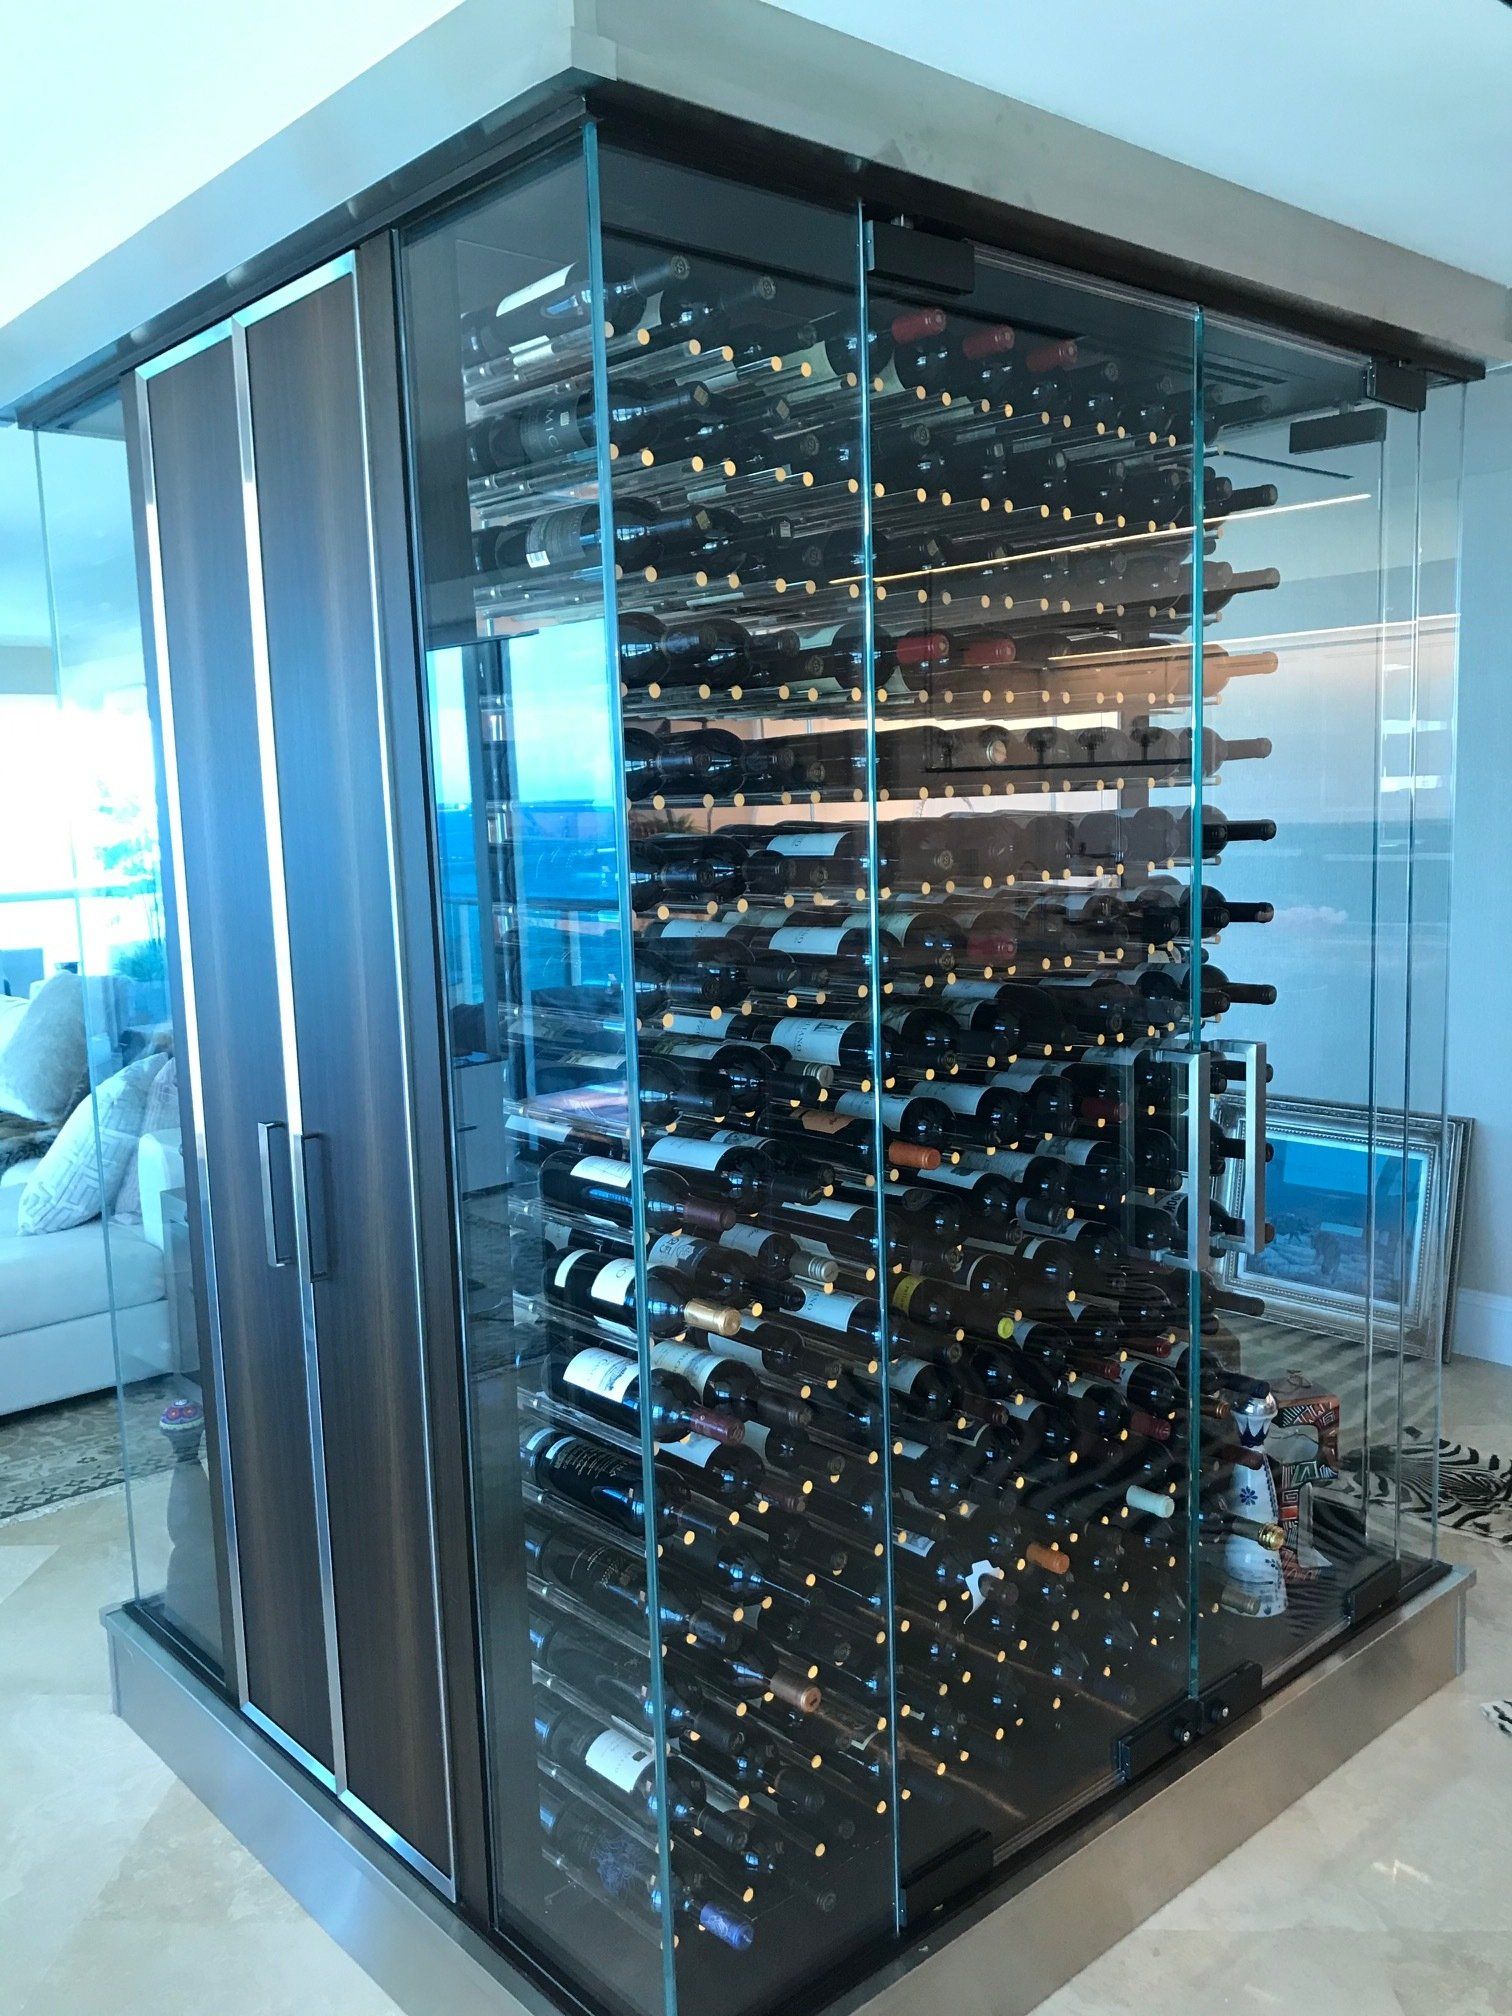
[{"left": 1342, "top": 1427, "right": 1512, "bottom": 1545}]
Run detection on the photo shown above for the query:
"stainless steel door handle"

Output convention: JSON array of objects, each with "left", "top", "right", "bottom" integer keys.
[
  {"left": 1155, "top": 1047, "right": 1210, "bottom": 1271},
  {"left": 257, "top": 1120, "right": 296, "bottom": 1268},
  {"left": 1215, "top": 1038, "right": 1268, "bottom": 1255},
  {"left": 299, "top": 1131, "right": 332, "bottom": 1281}
]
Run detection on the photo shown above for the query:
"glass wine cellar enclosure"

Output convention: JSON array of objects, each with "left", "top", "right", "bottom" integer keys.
[{"left": 26, "top": 95, "right": 1468, "bottom": 2016}]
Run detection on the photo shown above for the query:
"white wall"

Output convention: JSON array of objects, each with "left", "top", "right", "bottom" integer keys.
[{"left": 1446, "top": 370, "right": 1512, "bottom": 1361}]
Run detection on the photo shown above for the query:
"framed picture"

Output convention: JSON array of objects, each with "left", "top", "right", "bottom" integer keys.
[{"left": 1213, "top": 1095, "right": 1472, "bottom": 1361}]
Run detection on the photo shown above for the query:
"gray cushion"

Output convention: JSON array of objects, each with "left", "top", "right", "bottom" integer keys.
[
  {"left": 0, "top": 1216, "right": 163, "bottom": 1337},
  {"left": 0, "top": 973, "right": 87, "bottom": 1124}
]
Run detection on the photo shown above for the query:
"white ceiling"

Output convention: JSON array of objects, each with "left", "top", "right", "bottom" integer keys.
[
  {"left": 762, "top": 0, "right": 1512, "bottom": 286},
  {"left": 0, "top": 0, "right": 1508, "bottom": 339}
]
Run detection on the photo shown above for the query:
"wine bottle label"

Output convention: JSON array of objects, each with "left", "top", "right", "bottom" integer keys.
[
  {"left": 660, "top": 1012, "right": 728, "bottom": 1039},
  {"left": 894, "top": 1436, "right": 929, "bottom": 1461},
  {"left": 912, "top": 1163, "right": 981, "bottom": 1191},
  {"left": 719, "top": 1224, "right": 772, "bottom": 1262},
  {"left": 836, "top": 1090, "right": 913, "bottom": 1129},
  {"left": 765, "top": 831, "right": 847, "bottom": 857},
  {"left": 892, "top": 1276, "right": 925, "bottom": 1316},
  {"left": 788, "top": 1108, "right": 852, "bottom": 1136},
  {"left": 922, "top": 1081, "right": 990, "bottom": 1116},
  {"left": 994, "top": 1063, "right": 1052, "bottom": 1090},
  {"left": 570, "top": 1156, "right": 632, "bottom": 1189},
  {"left": 584, "top": 1728, "right": 655, "bottom": 1794},
  {"left": 720, "top": 1336, "right": 767, "bottom": 1373},
  {"left": 895, "top": 1528, "right": 936, "bottom": 1558},
  {"left": 1054, "top": 1138, "right": 1103, "bottom": 1166},
  {"left": 789, "top": 1285, "right": 868, "bottom": 1331},
  {"left": 992, "top": 1150, "right": 1036, "bottom": 1180},
  {"left": 1000, "top": 1396, "right": 1042, "bottom": 1424},
  {"left": 786, "top": 1198, "right": 861, "bottom": 1224},
  {"left": 948, "top": 979, "right": 1005, "bottom": 1004},
  {"left": 770, "top": 925, "right": 850, "bottom": 955},
  {"left": 525, "top": 507, "right": 591, "bottom": 570},
  {"left": 563, "top": 1347, "right": 640, "bottom": 1405},
  {"left": 891, "top": 1356, "right": 932, "bottom": 1394},
  {"left": 655, "top": 920, "right": 739, "bottom": 941},
  {"left": 741, "top": 1423, "right": 777, "bottom": 1464},
  {"left": 650, "top": 1340, "right": 725, "bottom": 1395},
  {"left": 771, "top": 1016, "right": 852, "bottom": 1065},
  {"left": 590, "top": 1257, "right": 639, "bottom": 1305},
  {"left": 648, "top": 1136, "right": 729, "bottom": 1173},
  {"left": 878, "top": 913, "right": 921, "bottom": 945},
  {"left": 647, "top": 1232, "right": 706, "bottom": 1272},
  {"left": 965, "top": 1559, "right": 1005, "bottom": 1615},
  {"left": 669, "top": 1432, "right": 723, "bottom": 1468},
  {"left": 519, "top": 401, "right": 593, "bottom": 460},
  {"left": 530, "top": 1433, "right": 628, "bottom": 1492},
  {"left": 553, "top": 1251, "right": 591, "bottom": 1290}
]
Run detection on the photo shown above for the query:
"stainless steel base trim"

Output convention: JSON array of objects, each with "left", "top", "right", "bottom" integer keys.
[
  {"left": 105, "top": 1606, "right": 547, "bottom": 2016},
  {"left": 107, "top": 1569, "right": 1470, "bottom": 2016},
  {"left": 824, "top": 1565, "right": 1473, "bottom": 2016}
]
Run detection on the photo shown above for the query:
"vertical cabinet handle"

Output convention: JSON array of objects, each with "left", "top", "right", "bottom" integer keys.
[
  {"left": 1216, "top": 1038, "right": 1268, "bottom": 1256},
  {"left": 1155, "top": 1048, "right": 1211, "bottom": 1272},
  {"left": 299, "top": 1131, "right": 333, "bottom": 1281},
  {"left": 257, "top": 1120, "right": 296, "bottom": 1269}
]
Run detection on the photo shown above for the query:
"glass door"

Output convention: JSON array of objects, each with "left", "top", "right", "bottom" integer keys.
[
  {"left": 1191, "top": 318, "right": 1454, "bottom": 1692},
  {"left": 861, "top": 240, "right": 1209, "bottom": 1879},
  {"left": 400, "top": 137, "right": 683, "bottom": 2016}
]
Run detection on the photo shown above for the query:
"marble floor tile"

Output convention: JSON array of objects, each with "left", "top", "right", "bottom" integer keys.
[{"left": 3, "top": 1360, "right": 1511, "bottom": 2015}]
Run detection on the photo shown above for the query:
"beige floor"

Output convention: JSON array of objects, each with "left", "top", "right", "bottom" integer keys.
[{"left": 1, "top": 1364, "right": 1509, "bottom": 2016}]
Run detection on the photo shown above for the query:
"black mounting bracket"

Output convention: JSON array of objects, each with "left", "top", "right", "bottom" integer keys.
[
  {"left": 1115, "top": 1660, "right": 1263, "bottom": 1784},
  {"left": 865, "top": 218, "right": 976, "bottom": 296},
  {"left": 1345, "top": 1557, "right": 1404, "bottom": 1628},
  {"left": 902, "top": 1826, "right": 994, "bottom": 1926},
  {"left": 1367, "top": 358, "right": 1430, "bottom": 413}
]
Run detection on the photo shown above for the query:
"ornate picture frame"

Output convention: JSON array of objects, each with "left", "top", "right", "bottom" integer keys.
[{"left": 1213, "top": 1094, "right": 1473, "bottom": 1361}]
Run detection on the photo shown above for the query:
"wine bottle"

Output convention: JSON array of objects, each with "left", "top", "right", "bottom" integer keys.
[
  {"left": 538, "top": 1785, "right": 754, "bottom": 1950},
  {"left": 523, "top": 1428, "right": 688, "bottom": 1539},
  {"left": 550, "top": 1343, "right": 745, "bottom": 1445},
  {"left": 545, "top": 1249, "right": 741, "bottom": 1341}
]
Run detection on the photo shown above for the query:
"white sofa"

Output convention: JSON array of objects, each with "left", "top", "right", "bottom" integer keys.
[{"left": 0, "top": 1134, "right": 180, "bottom": 1417}]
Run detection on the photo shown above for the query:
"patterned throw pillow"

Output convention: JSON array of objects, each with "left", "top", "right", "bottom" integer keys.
[
  {"left": 114, "top": 1054, "right": 180, "bottom": 1223},
  {"left": 16, "top": 1054, "right": 166, "bottom": 1235}
]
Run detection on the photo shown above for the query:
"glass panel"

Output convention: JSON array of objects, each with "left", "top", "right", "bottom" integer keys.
[
  {"left": 1393, "top": 381, "right": 1463, "bottom": 1569},
  {"left": 31, "top": 396, "right": 230, "bottom": 1676},
  {"left": 399, "top": 140, "right": 676, "bottom": 2016},
  {"left": 1194, "top": 319, "right": 1442, "bottom": 1686},
  {"left": 0, "top": 421, "right": 93, "bottom": 1474},
  {"left": 864, "top": 247, "right": 1204, "bottom": 1868},
  {"left": 595, "top": 141, "right": 898, "bottom": 2011}
]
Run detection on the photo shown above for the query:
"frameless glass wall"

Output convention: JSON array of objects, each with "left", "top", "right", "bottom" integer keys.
[
  {"left": 33, "top": 395, "right": 230, "bottom": 1676},
  {"left": 0, "top": 420, "right": 95, "bottom": 1469}
]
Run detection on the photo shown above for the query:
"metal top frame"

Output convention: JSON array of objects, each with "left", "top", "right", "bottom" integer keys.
[{"left": 6, "top": 0, "right": 1503, "bottom": 427}]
